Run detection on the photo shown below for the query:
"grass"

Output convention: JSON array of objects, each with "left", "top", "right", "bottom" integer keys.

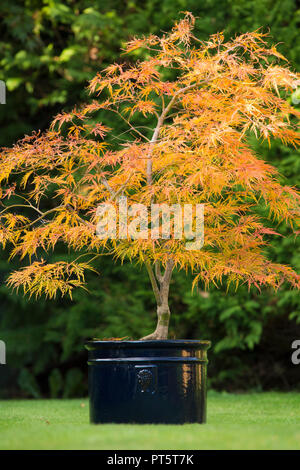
[{"left": 0, "top": 391, "right": 300, "bottom": 450}]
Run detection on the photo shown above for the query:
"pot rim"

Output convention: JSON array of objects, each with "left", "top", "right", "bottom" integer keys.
[{"left": 85, "top": 339, "right": 211, "bottom": 350}]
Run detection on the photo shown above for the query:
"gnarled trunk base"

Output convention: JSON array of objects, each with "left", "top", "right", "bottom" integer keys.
[{"left": 140, "top": 304, "right": 170, "bottom": 340}]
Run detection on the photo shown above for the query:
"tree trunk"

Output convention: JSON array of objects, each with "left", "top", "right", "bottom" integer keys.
[{"left": 141, "top": 259, "right": 174, "bottom": 340}]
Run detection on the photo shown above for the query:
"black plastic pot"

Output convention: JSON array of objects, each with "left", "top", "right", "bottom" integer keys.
[{"left": 85, "top": 339, "right": 211, "bottom": 424}]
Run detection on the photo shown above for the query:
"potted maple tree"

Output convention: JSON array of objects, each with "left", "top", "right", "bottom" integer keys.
[{"left": 0, "top": 14, "right": 299, "bottom": 423}]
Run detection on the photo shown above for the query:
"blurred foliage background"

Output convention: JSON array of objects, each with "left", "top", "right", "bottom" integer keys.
[{"left": 0, "top": 0, "right": 299, "bottom": 398}]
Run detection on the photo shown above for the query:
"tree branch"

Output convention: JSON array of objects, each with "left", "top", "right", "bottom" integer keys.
[
  {"left": 160, "top": 259, "right": 175, "bottom": 300},
  {"left": 155, "top": 261, "right": 163, "bottom": 283},
  {"left": 146, "top": 81, "right": 208, "bottom": 185},
  {"left": 145, "top": 260, "right": 162, "bottom": 305},
  {"left": 101, "top": 177, "right": 116, "bottom": 197}
]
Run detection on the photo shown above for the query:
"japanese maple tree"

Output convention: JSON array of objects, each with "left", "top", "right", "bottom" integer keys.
[{"left": 0, "top": 13, "right": 299, "bottom": 340}]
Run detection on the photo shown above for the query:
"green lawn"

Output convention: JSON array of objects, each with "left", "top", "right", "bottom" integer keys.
[{"left": 0, "top": 391, "right": 300, "bottom": 450}]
